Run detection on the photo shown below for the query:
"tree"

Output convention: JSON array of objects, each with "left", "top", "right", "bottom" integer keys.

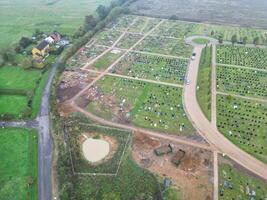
[
  {"left": 218, "top": 35, "right": 223, "bottom": 44},
  {"left": 253, "top": 36, "right": 260, "bottom": 46},
  {"left": 243, "top": 36, "right": 248, "bottom": 45},
  {"left": 84, "top": 15, "right": 97, "bottom": 31},
  {"left": 211, "top": 30, "right": 215, "bottom": 36},
  {"left": 74, "top": 26, "right": 86, "bottom": 38},
  {"left": 96, "top": 5, "right": 109, "bottom": 19},
  {"left": 231, "top": 34, "right": 237, "bottom": 44},
  {"left": 102, "top": 193, "right": 120, "bottom": 200},
  {"left": 169, "top": 15, "right": 178, "bottom": 20},
  {"left": 19, "top": 37, "right": 32, "bottom": 49}
]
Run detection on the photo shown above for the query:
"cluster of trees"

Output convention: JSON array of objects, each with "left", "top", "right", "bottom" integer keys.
[{"left": 74, "top": 0, "right": 130, "bottom": 38}]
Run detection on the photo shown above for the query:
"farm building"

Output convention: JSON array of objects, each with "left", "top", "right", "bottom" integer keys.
[
  {"left": 32, "top": 40, "right": 50, "bottom": 59},
  {"left": 154, "top": 144, "right": 173, "bottom": 156},
  {"left": 171, "top": 149, "right": 185, "bottom": 166}
]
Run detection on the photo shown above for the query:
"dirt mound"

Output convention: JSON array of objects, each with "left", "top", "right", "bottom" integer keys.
[{"left": 133, "top": 131, "right": 160, "bottom": 150}]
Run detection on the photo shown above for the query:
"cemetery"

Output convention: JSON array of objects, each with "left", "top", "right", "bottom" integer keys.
[
  {"left": 115, "top": 33, "right": 142, "bottom": 49},
  {"left": 107, "top": 14, "right": 136, "bottom": 31},
  {"left": 77, "top": 76, "right": 194, "bottom": 135},
  {"left": 216, "top": 45, "right": 267, "bottom": 70},
  {"left": 65, "top": 43, "right": 108, "bottom": 69},
  {"left": 88, "top": 48, "right": 124, "bottom": 71},
  {"left": 94, "top": 29, "right": 122, "bottom": 46},
  {"left": 216, "top": 65, "right": 267, "bottom": 99},
  {"left": 219, "top": 161, "right": 267, "bottom": 199},
  {"left": 135, "top": 35, "right": 193, "bottom": 57},
  {"left": 217, "top": 94, "right": 267, "bottom": 164},
  {"left": 111, "top": 52, "right": 189, "bottom": 84}
]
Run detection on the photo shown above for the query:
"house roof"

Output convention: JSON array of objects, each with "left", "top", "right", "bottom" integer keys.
[{"left": 36, "top": 40, "right": 49, "bottom": 51}]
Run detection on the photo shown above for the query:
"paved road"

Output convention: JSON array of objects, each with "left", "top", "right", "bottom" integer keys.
[{"left": 183, "top": 45, "right": 267, "bottom": 180}]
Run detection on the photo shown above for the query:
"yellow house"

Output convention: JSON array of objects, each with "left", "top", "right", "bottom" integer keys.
[{"left": 32, "top": 40, "right": 50, "bottom": 59}]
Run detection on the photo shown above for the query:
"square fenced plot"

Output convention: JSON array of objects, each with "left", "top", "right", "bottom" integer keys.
[
  {"left": 64, "top": 123, "right": 131, "bottom": 174},
  {"left": 110, "top": 52, "right": 188, "bottom": 84},
  {"left": 115, "top": 33, "right": 143, "bottom": 49},
  {"left": 77, "top": 76, "right": 195, "bottom": 135},
  {"left": 134, "top": 36, "right": 193, "bottom": 57},
  {"left": 216, "top": 65, "right": 267, "bottom": 99},
  {"left": 217, "top": 95, "right": 267, "bottom": 164},
  {"left": 216, "top": 45, "right": 267, "bottom": 70}
]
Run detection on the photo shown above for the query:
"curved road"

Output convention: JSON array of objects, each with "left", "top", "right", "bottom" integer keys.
[{"left": 183, "top": 45, "right": 267, "bottom": 180}]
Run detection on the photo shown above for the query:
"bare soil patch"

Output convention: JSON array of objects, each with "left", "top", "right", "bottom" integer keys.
[{"left": 132, "top": 132, "right": 213, "bottom": 200}]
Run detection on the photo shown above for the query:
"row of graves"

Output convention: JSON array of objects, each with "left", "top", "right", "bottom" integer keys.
[
  {"left": 216, "top": 45, "right": 267, "bottom": 70},
  {"left": 217, "top": 95, "right": 267, "bottom": 163},
  {"left": 216, "top": 65, "right": 267, "bottom": 99},
  {"left": 111, "top": 52, "right": 188, "bottom": 84},
  {"left": 115, "top": 33, "right": 143, "bottom": 49},
  {"left": 135, "top": 35, "right": 193, "bottom": 57}
]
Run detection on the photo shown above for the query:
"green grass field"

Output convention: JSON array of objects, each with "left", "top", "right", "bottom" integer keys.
[
  {"left": 0, "top": 0, "right": 112, "bottom": 48},
  {"left": 219, "top": 163, "right": 267, "bottom": 200},
  {"left": 0, "top": 128, "right": 38, "bottom": 200},
  {"left": 85, "top": 76, "right": 194, "bottom": 135},
  {"left": 217, "top": 95, "right": 267, "bottom": 164},
  {"left": 0, "top": 66, "right": 42, "bottom": 90},
  {"left": 0, "top": 66, "right": 49, "bottom": 119},
  {"left": 192, "top": 38, "right": 210, "bottom": 44},
  {"left": 197, "top": 46, "right": 212, "bottom": 121}
]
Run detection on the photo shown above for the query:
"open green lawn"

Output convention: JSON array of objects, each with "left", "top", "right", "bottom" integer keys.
[
  {"left": 84, "top": 76, "right": 194, "bottom": 135},
  {"left": 0, "top": 95, "right": 28, "bottom": 118},
  {"left": 217, "top": 95, "right": 267, "bottom": 164},
  {"left": 0, "top": 66, "right": 41, "bottom": 90},
  {"left": 216, "top": 45, "right": 267, "bottom": 70},
  {"left": 0, "top": 0, "right": 112, "bottom": 48},
  {"left": 0, "top": 128, "right": 38, "bottom": 200},
  {"left": 197, "top": 46, "right": 212, "bottom": 121},
  {"left": 192, "top": 38, "right": 210, "bottom": 44},
  {"left": 216, "top": 65, "right": 267, "bottom": 99},
  {"left": 112, "top": 52, "right": 188, "bottom": 84},
  {"left": 219, "top": 163, "right": 267, "bottom": 200}
]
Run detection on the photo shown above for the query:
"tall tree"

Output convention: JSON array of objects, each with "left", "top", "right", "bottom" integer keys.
[
  {"left": 231, "top": 34, "right": 237, "bottom": 44},
  {"left": 253, "top": 36, "right": 260, "bottom": 46},
  {"left": 96, "top": 5, "right": 109, "bottom": 19},
  {"left": 84, "top": 15, "right": 97, "bottom": 31},
  {"left": 242, "top": 36, "right": 248, "bottom": 45}
]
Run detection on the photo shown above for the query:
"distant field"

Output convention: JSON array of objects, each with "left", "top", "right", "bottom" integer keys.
[
  {"left": 0, "top": 128, "right": 38, "bottom": 200},
  {"left": 128, "top": 0, "right": 267, "bottom": 29},
  {"left": 0, "top": 0, "right": 111, "bottom": 48}
]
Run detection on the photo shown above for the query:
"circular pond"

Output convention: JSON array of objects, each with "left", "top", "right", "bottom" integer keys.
[{"left": 82, "top": 138, "right": 110, "bottom": 163}]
